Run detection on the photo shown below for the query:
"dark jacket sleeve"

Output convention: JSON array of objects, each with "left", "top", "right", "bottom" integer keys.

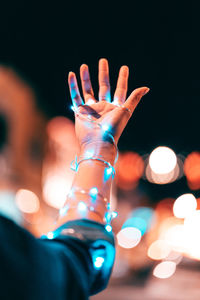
[{"left": 0, "top": 215, "right": 115, "bottom": 300}]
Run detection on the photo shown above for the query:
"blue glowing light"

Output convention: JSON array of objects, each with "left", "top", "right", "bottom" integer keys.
[
  {"left": 122, "top": 217, "right": 147, "bottom": 236},
  {"left": 78, "top": 201, "right": 87, "bottom": 212},
  {"left": 47, "top": 232, "right": 54, "bottom": 240},
  {"left": 107, "top": 203, "right": 111, "bottom": 210},
  {"left": 105, "top": 224, "right": 112, "bottom": 232},
  {"left": 104, "top": 166, "right": 114, "bottom": 181},
  {"left": 130, "top": 207, "right": 155, "bottom": 231},
  {"left": 89, "top": 187, "right": 98, "bottom": 197},
  {"left": 111, "top": 211, "right": 118, "bottom": 219},
  {"left": 71, "top": 88, "right": 77, "bottom": 100},
  {"left": 105, "top": 91, "right": 111, "bottom": 103},
  {"left": 106, "top": 167, "right": 113, "bottom": 175},
  {"left": 104, "top": 212, "right": 112, "bottom": 223},
  {"left": 59, "top": 205, "right": 69, "bottom": 217},
  {"left": 102, "top": 124, "right": 110, "bottom": 132},
  {"left": 122, "top": 207, "right": 155, "bottom": 236},
  {"left": 94, "top": 256, "right": 105, "bottom": 269}
]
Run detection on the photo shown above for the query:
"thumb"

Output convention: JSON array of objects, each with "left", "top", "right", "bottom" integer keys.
[{"left": 123, "top": 87, "right": 150, "bottom": 114}]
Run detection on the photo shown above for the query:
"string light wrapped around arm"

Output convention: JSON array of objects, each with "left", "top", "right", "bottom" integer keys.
[{"left": 59, "top": 186, "right": 118, "bottom": 225}]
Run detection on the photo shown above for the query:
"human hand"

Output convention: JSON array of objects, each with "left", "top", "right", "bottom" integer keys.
[{"left": 68, "top": 58, "right": 149, "bottom": 150}]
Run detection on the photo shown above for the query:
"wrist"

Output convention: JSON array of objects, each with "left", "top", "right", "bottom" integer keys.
[{"left": 80, "top": 141, "right": 116, "bottom": 166}]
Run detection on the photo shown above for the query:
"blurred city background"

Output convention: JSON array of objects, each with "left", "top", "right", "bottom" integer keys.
[{"left": 0, "top": 2, "right": 199, "bottom": 300}]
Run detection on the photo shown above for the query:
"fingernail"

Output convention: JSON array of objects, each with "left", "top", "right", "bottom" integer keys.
[{"left": 143, "top": 88, "right": 150, "bottom": 95}]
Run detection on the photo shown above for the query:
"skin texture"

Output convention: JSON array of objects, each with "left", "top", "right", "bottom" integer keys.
[{"left": 56, "top": 58, "right": 149, "bottom": 227}]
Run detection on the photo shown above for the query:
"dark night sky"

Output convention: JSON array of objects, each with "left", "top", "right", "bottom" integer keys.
[{"left": 0, "top": 2, "right": 198, "bottom": 155}]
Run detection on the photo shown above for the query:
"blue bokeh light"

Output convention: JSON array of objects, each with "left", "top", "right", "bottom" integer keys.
[
  {"left": 122, "top": 207, "right": 155, "bottom": 236},
  {"left": 122, "top": 217, "right": 147, "bottom": 236}
]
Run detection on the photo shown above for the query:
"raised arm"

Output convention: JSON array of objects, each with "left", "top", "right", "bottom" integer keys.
[
  {"left": 56, "top": 58, "right": 149, "bottom": 226},
  {"left": 47, "top": 58, "right": 149, "bottom": 297}
]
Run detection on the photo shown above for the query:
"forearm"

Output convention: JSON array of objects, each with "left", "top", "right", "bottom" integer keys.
[{"left": 56, "top": 141, "right": 116, "bottom": 227}]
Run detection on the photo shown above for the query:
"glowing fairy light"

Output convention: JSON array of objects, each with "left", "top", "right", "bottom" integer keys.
[
  {"left": 117, "top": 227, "right": 141, "bottom": 249},
  {"left": 111, "top": 211, "right": 118, "bottom": 219},
  {"left": 89, "top": 187, "right": 98, "bottom": 197},
  {"left": 47, "top": 232, "right": 54, "bottom": 240},
  {"left": 104, "top": 212, "right": 112, "bottom": 223},
  {"left": 104, "top": 166, "right": 115, "bottom": 181},
  {"left": 78, "top": 201, "right": 87, "bottom": 212},
  {"left": 106, "top": 166, "right": 113, "bottom": 176},
  {"left": 102, "top": 124, "right": 110, "bottom": 132},
  {"left": 173, "top": 193, "right": 197, "bottom": 219},
  {"left": 94, "top": 257, "right": 105, "bottom": 269},
  {"left": 70, "top": 105, "right": 76, "bottom": 112},
  {"left": 105, "top": 224, "right": 112, "bottom": 232},
  {"left": 149, "top": 146, "right": 177, "bottom": 174},
  {"left": 153, "top": 261, "right": 176, "bottom": 279}
]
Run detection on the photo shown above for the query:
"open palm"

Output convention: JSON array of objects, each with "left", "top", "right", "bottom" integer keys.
[{"left": 68, "top": 59, "right": 149, "bottom": 148}]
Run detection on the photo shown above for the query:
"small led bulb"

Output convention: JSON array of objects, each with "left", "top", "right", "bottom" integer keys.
[
  {"left": 102, "top": 124, "right": 109, "bottom": 132},
  {"left": 94, "top": 256, "right": 105, "bottom": 269},
  {"left": 111, "top": 211, "right": 118, "bottom": 219},
  {"left": 47, "top": 232, "right": 54, "bottom": 240},
  {"left": 78, "top": 201, "right": 87, "bottom": 212},
  {"left": 106, "top": 167, "right": 113, "bottom": 176},
  {"left": 105, "top": 224, "right": 112, "bottom": 232},
  {"left": 89, "top": 187, "right": 98, "bottom": 197}
]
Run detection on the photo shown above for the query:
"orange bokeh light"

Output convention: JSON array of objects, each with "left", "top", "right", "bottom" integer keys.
[
  {"left": 184, "top": 152, "right": 200, "bottom": 190},
  {"left": 116, "top": 152, "right": 144, "bottom": 190}
]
